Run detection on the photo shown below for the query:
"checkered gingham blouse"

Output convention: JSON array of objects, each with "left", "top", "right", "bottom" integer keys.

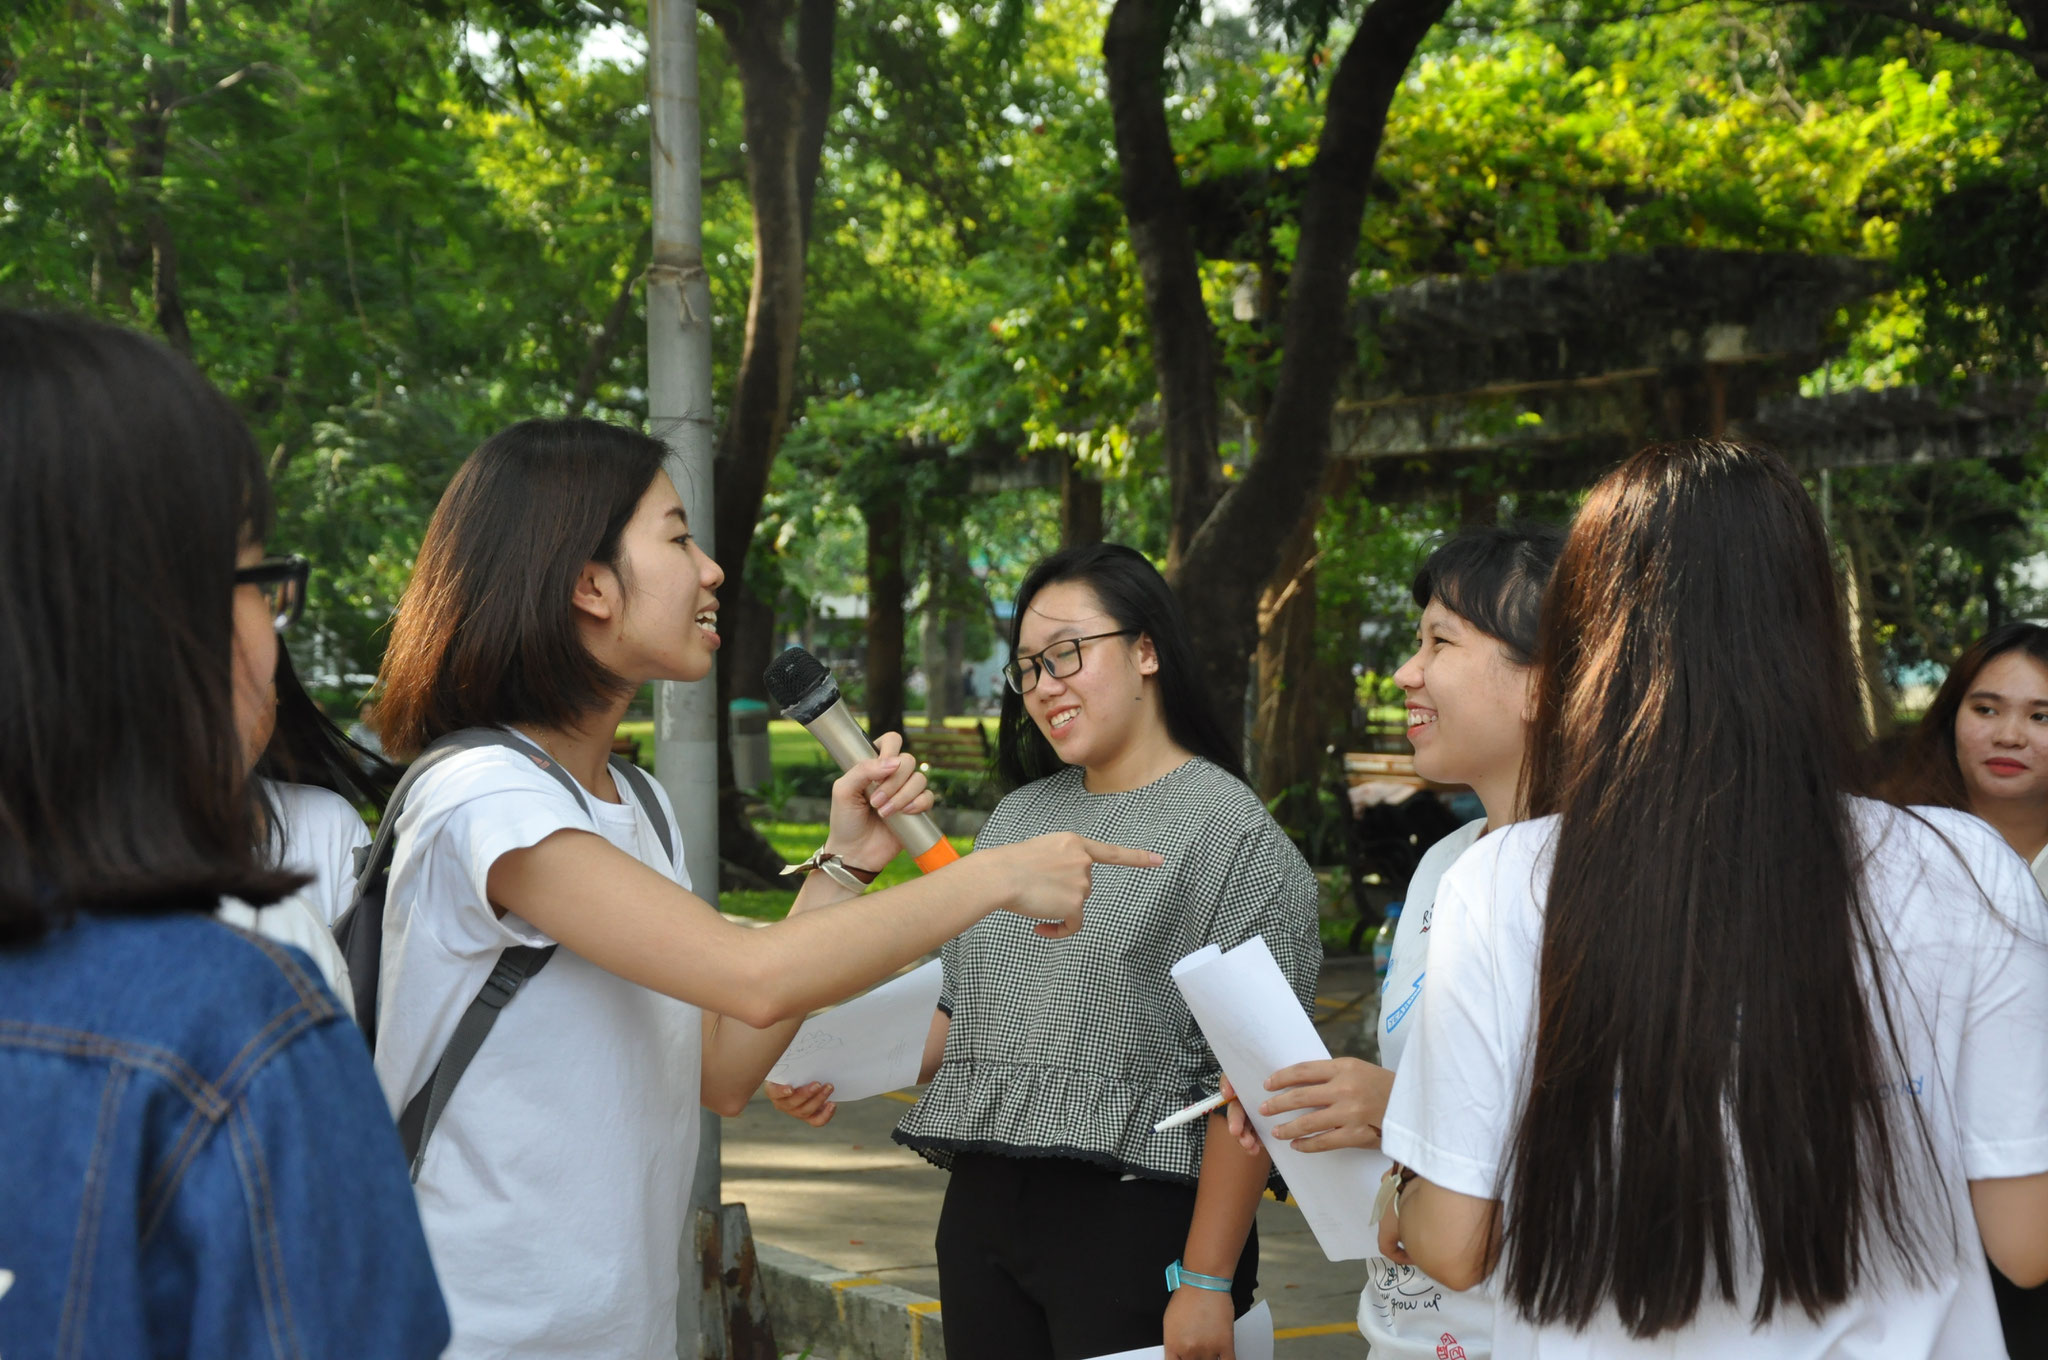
[{"left": 891, "top": 757, "right": 1322, "bottom": 1186}]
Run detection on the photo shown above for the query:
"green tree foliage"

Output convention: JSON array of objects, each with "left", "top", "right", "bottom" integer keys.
[{"left": 7, "top": 0, "right": 2045, "bottom": 720}]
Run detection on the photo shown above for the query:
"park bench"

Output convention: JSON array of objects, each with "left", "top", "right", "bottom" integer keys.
[{"left": 903, "top": 723, "right": 993, "bottom": 774}]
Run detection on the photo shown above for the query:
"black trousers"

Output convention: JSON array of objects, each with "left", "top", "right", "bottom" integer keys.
[{"left": 935, "top": 1152, "right": 1259, "bottom": 1360}]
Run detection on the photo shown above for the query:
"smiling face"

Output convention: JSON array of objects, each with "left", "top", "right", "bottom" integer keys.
[
  {"left": 1014, "top": 579, "right": 1160, "bottom": 773},
  {"left": 575, "top": 472, "right": 725, "bottom": 686},
  {"left": 1393, "top": 597, "right": 1534, "bottom": 803},
  {"left": 1953, "top": 648, "right": 2048, "bottom": 814}
]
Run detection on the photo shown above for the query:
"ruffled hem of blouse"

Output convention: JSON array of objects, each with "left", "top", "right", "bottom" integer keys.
[{"left": 890, "top": 1059, "right": 1208, "bottom": 1185}]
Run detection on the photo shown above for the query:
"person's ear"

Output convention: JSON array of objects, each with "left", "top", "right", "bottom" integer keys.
[
  {"left": 1518, "top": 665, "right": 1540, "bottom": 725},
  {"left": 1134, "top": 632, "right": 1159, "bottom": 678},
  {"left": 571, "top": 560, "right": 619, "bottom": 623}
]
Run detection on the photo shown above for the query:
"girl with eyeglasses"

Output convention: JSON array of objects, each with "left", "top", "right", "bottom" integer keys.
[
  {"left": 0, "top": 311, "right": 449, "bottom": 1357},
  {"left": 770, "top": 542, "right": 1321, "bottom": 1360}
]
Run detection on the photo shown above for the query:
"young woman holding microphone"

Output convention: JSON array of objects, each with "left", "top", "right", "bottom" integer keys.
[{"left": 365, "top": 419, "right": 1156, "bottom": 1359}]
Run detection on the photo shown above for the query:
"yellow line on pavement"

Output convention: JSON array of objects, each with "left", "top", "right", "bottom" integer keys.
[
  {"left": 830, "top": 1276, "right": 884, "bottom": 1290},
  {"left": 881, "top": 1090, "right": 918, "bottom": 1104},
  {"left": 906, "top": 1301, "right": 942, "bottom": 1315},
  {"left": 1274, "top": 1321, "right": 1360, "bottom": 1338}
]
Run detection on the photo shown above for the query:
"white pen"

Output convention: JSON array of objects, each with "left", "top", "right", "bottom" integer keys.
[{"left": 1152, "top": 1088, "right": 1230, "bottom": 1132}]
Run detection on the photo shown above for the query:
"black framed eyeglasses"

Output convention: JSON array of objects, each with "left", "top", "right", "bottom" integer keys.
[
  {"left": 234, "top": 554, "right": 310, "bottom": 632},
  {"left": 1001, "top": 630, "right": 1137, "bottom": 695}
]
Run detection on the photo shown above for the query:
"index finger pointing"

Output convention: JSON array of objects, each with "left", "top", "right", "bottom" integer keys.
[{"left": 1080, "top": 839, "right": 1164, "bottom": 867}]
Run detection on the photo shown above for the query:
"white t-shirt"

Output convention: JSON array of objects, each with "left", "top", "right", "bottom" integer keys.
[
  {"left": 267, "top": 781, "right": 374, "bottom": 927},
  {"left": 375, "top": 736, "right": 702, "bottom": 1360},
  {"left": 1363, "top": 816, "right": 1493, "bottom": 1359},
  {"left": 1383, "top": 801, "right": 2048, "bottom": 1359},
  {"left": 2029, "top": 843, "right": 2048, "bottom": 902},
  {"left": 216, "top": 781, "right": 372, "bottom": 1015}
]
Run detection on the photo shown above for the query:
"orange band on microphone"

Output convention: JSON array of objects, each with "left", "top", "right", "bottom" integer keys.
[{"left": 912, "top": 839, "right": 961, "bottom": 873}]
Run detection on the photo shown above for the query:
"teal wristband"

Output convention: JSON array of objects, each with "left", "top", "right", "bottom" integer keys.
[{"left": 1164, "top": 1259, "right": 1233, "bottom": 1294}]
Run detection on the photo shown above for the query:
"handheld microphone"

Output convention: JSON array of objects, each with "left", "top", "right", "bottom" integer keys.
[{"left": 764, "top": 647, "right": 962, "bottom": 873}]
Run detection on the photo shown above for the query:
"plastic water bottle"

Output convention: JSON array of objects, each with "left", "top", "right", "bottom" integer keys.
[{"left": 1373, "top": 902, "right": 1403, "bottom": 986}]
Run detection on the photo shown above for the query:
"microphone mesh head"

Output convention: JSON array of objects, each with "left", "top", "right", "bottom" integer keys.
[{"left": 764, "top": 646, "right": 838, "bottom": 718}]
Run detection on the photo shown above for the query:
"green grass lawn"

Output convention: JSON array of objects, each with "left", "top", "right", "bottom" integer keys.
[
  {"left": 616, "top": 715, "right": 998, "bottom": 777},
  {"left": 720, "top": 820, "right": 979, "bottom": 921}
]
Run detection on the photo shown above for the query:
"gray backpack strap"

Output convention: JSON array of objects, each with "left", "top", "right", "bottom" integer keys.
[
  {"left": 608, "top": 756, "right": 677, "bottom": 870},
  {"left": 336, "top": 729, "right": 544, "bottom": 1042},
  {"left": 396, "top": 945, "right": 553, "bottom": 1180},
  {"left": 389, "top": 730, "right": 598, "bottom": 1177}
]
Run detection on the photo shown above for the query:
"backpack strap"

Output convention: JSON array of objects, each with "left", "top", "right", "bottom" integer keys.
[
  {"left": 381, "top": 739, "right": 677, "bottom": 1178},
  {"left": 608, "top": 755, "right": 677, "bottom": 870},
  {"left": 334, "top": 729, "right": 550, "bottom": 1045},
  {"left": 396, "top": 943, "right": 556, "bottom": 1180}
]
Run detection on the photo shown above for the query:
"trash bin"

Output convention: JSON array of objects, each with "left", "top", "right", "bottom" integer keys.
[{"left": 729, "top": 698, "right": 771, "bottom": 792}]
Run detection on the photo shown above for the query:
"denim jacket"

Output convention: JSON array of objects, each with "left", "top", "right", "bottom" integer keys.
[{"left": 0, "top": 909, "right": 450, "bottom": 1359}]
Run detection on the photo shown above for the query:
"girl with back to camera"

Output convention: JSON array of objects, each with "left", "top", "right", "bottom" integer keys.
[
  {"left": 1381, "top": 441, "right": 2048, "bottom": 1357},
  {"left": 217, "top": 644, "right": 396, "bottom": 1010},
  {"left": 771, "top": 542, "right": 1321, "bottom": 1360},
  {"left": 1220, "top": 523, "right": 1562, "bottom": 1360},
  {"left": 1884, "top": 620, "right": 2048, "bottom": 1353},
  {"left": 0, "top": 311, "right": 448, "bottom": 1357},
  {"left": 365, "top": 419, "right": 1155, "bottom": 1358}
]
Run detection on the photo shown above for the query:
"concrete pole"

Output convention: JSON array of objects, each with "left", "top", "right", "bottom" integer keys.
[{"left": 647, "top": 2, "right": 723, "bottom": 1353}]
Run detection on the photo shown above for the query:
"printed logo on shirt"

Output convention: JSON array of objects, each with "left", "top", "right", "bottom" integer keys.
[
  {"left": 1419, "top": 904, "right": 1433, "bottom": 934},
  {"left": 1436, "top": 1334, "right": 1467, "bottom": 1360},
  {"left": 1385, "top": 971, "right": 1425, "bottom": 1033},
  {"left": 1873, "top": 1073, "right": 1926, "bottom": 1100}
]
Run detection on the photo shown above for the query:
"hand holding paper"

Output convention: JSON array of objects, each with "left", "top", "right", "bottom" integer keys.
[
  {"left": 1171, "top": 938, "right": 1392, "bottom": 1262},
  {"left": 1082, "top": 1299, "right": 1272, "bottom": 1360},
  {"left": 766, "top": 958, "right": 943, "bottom": 1103}
]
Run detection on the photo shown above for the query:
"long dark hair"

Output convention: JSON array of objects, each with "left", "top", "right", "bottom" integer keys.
[
  {"left": 996, "top": 543, "right": 1245, "bottom": 787},
  {"left": 259, "top": 645, "right": 398, "bottom": 811},
  {"left": 1883, "top": 621, "right": 2048, "bottom": 811},
  {"left": 1507, "top": 440, "right": 1934, "bottom": 1335},
  {"left": 372, "top": 418, "right": 669, "bottom": 759},
  {"left": 1412, "top": 521, "right": 1565, "bottom": 663},
  {"left": 0, "top": 312, "right": 301, "bottom": 942}
]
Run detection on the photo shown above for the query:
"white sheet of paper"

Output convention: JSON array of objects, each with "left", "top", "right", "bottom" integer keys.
[
  {"left": 1172, "top": 938, "right": 1391, "bottom": 1261},
  {"left": 766, "top": 958, "right": 944, "bottom": 1103},
  {"left": 1083, "top": 1299, "right": 1273, "bottom": 1360}
]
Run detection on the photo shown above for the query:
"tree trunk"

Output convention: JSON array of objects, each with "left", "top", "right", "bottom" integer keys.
[
  {"left": 922, "top": 607, "right": 952, "bottom": 724},
  {"left": 1105, "top": 0, "right": 1455, "bottom": 751},
  {"left": 1253, "top": 464, "right": 1353, "bottom": 824},
  {"left": 703, "top": 0, "right": 834, "bottom": 879},
  {"left": 1102, "top": 0, "right": 1222, "bottom": 570},
  {"left": 1062, "top": 457, "right": 1104, "bottom": 547},
  {"left": 866, "top": 501, "right": 908, "bottom": 739},
  {"left": 570, "top": 233, "right": 650, "bottom": 413},
  {"left": 140, "top": 0, "right": 191, "bottom": 353}
]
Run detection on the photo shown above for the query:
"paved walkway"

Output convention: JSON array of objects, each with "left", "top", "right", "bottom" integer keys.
[{"left": 725, "top": 953, "right": 1384, "bottom": 1359}]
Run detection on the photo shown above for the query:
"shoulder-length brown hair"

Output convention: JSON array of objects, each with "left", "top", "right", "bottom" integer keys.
[
  {"left": 372, "top": 418, "right": 670, "bottom": 759},
  {"left": 1506, "top": 440, "right": 1934, "bottom": 1337},
  {"left": 1882, "top": 621, "right": 2048, "bottom": 811},
  {"left": 0, "top": 312, "right": 301, "bottom": 942}
]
